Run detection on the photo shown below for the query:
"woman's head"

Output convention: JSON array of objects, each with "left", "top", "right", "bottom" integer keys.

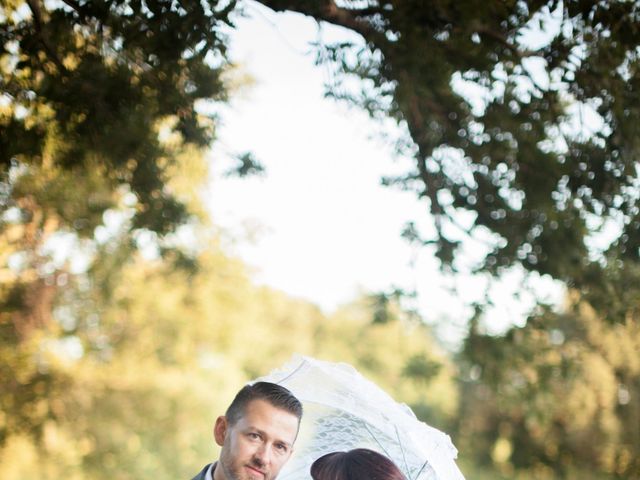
[{"left": 310, "top": 448, "right": 407, "bottom": 480}]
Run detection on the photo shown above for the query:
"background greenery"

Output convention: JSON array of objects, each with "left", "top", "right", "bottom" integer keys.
[{"left": 1, "top": 1, "right": 639, "bottom": 479}]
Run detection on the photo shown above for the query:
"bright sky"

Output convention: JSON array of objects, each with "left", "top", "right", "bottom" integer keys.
[{"left": 206, "top": 4, "right": 564, "bottom": 346}]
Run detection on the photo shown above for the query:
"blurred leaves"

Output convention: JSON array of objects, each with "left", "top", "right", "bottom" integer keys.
[
  {"left": 403, "top": 355, "right": 443, "bottom": 383},
  {"left": 257, "top": 0, "right": 640, "bottom": 322},
  {"left": 458, "top": 285, "right": 640, "bottom": 478},
  {"left": 0, "top": 244, "right": 454, "bottom": 479},
  {"left": 225, "top": 152, "right": 266, "bottom": 178},
  {"left": 1, "top": 0, "right": 233, "bottom": 237}
]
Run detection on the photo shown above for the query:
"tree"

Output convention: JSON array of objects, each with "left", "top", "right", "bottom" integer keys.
[
  {"left": 254, "top": 0, "right": 640, "bottom": 321},
  {"left": 1, "top": 0, "right": 233, "bottom": 232},
  {"left": 0, "top": 0, "right": 238, "bottom": 355},
  {"left": 1, "top": 0, "right": 235, "bottom": 449},
  {"left": 5, "top": 0, "right": 639, "bottom": 326},
  {"left": 459, "top": 282, "right": 640, "bottom": 478},
  {"left": 3, "top": 2, "right": 640, "bottom": 478},
  {"left": 0, "top": 238, "right": 459, "bottom": 479}
]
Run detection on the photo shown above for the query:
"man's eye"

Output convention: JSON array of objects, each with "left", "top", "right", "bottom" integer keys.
[
  {"left": 275, "top": 443, "right": 288, "bottom": 453},
  {"left": 248, "top": 433, "right": 260, "bottom": 440}
]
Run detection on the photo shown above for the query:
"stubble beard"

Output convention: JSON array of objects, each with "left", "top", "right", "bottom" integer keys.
[{"left": 219, "top": 452, "right": 268, "bottom": 480}]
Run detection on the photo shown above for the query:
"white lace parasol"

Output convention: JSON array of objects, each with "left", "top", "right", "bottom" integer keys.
[{"left": 255, "top": 355, "right": 466, "bottom": 480}]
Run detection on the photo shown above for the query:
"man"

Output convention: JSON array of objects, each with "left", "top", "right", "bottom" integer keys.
[{"left": 191, "top": 381, "right": 303, "bottom": 480}]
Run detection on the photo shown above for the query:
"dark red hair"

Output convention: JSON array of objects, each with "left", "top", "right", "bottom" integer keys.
[{"left": 311, "top": 448, "right": 407, "bottom": 480}]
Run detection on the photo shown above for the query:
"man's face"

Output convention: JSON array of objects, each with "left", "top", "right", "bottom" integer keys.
[{"left": 214, "top": 399, "right": 299, "bottom": 480}]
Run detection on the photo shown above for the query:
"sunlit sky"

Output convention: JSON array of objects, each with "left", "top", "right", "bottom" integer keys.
[{"left": 206, "top": 3, "right": 563, "bottom": 346}]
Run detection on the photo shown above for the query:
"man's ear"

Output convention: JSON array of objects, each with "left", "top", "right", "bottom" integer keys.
[{"left": 213, "top": 416, "right": 228, "bottom": 446}]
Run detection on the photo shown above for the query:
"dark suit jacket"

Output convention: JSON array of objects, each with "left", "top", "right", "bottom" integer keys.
[{"left": 191, "top": 463, "right": 214, "bottom": 480}]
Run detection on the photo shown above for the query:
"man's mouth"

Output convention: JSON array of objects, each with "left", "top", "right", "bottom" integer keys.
[{"left": 245, "top": 465, "right": 265, "bottom": 478}]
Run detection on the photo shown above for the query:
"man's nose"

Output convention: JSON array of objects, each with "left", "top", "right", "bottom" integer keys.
[{"left": 253, "top": 443, "right": 271, "bottom": 466}]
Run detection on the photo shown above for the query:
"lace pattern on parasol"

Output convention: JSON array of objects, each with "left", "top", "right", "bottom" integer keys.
[{"left": 256, "top": 355, "right": 465, "bottom": 480}]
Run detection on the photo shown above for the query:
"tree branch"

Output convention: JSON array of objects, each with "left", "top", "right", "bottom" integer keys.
[
  {"left": 26, "top": 0, "right": 68, "bottom": 74},
  {"left": 60, "top": 0, "right": 83, "bottom": 13},
  {"left": 256, "top": 0, "right": 377, "bottom": 39},
  {"left": 475, "top": 26, "right": 536, "bottom": 58}
]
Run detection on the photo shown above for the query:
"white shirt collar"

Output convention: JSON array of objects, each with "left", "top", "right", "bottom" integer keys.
[{"left": 204, "top": 463, "right": 215, "bottom": 480}]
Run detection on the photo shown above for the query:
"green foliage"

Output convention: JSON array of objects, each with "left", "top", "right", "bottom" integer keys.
[
  {"left": 257, "top": 0, "right": 640, "bottom": 316},
  {"left": 1, "top": 0, "right": 233, "bottom": 236},
  {"left": 403, "top": 354, "right": 442, "bottom": 383},
  {"left": 459, "top": 289, "right": 640, "bottom": 478},
  {"left": 1, "top": 6, "right": 239, "bottom": 471},
  {"left": 0, "top": 242, "right": 454, "bottom": 479},
  {"left": 0, "top": 0, "right": 236, "bottom": 364},
  {"left": 225, "top": 151, "right": 266, "bottom": 177}
]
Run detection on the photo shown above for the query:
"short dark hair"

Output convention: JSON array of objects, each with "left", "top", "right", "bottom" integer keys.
[
  {"left": 311, "top": 449, "right": 407, "bottom": 480},
  {"left": 225, "top": 381, "right": 303, "bottom": 426}
]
